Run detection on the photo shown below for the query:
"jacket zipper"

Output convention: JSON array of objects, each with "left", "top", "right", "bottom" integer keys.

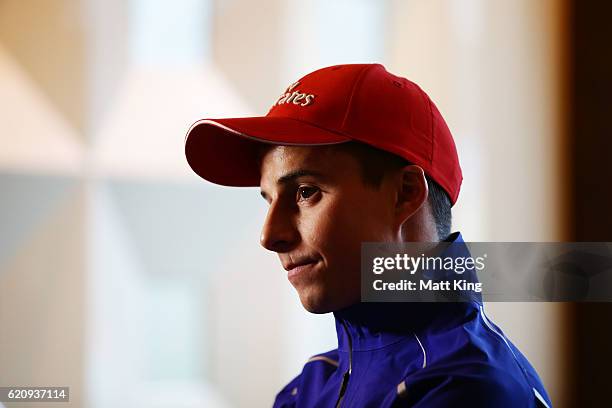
[{"left": 335, "top": 320, "right": 353, "bottom": 408}]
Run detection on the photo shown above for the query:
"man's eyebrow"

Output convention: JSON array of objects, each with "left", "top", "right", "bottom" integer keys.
[
  {"left": 260, "top": 169, "right": 326, "bottom": 201},
  {"left": 277, "top": 169, "right": 325, "bottom": 184}
]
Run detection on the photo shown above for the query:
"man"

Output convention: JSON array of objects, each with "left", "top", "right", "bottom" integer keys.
[{"left": 185, "top": 64, "right": 552, "bottom": 407}]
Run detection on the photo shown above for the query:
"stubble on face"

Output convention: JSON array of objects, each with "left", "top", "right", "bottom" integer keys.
[{"left": 259, "top": 144, "right": 398, "bottom": 313}]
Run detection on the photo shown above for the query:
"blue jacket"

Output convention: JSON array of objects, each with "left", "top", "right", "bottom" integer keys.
[{"left": 273, "top": 232, "right": 552, "bottom": 407}]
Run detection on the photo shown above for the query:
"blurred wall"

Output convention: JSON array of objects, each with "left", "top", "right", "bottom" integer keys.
[
  {"left": 388, "top": 1, "right": 568, "bottom": 403},
  {"left": 0, "top": 0, "right": 570, "bottom": 407}
]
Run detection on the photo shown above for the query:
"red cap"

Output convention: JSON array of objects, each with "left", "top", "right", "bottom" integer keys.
[{"left": 185, "top": 63, "right": 462, "bottom": 205}]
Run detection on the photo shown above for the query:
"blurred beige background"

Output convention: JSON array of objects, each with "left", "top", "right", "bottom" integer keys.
[{"left": 0, "top": 0, "right": 570, "bottom": 407}]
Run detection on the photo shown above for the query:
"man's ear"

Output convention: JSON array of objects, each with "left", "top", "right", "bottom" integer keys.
[{"left": 394, "top": 165, "right": 429, "bottom": 225}]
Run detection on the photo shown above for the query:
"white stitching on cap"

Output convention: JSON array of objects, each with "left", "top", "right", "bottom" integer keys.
[{"left": 185, "top": 118, "right": 349, "bottom": 147}]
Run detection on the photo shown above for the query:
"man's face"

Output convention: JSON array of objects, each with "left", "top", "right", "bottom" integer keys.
[{"left": 259, "top": 145, "right": 400, "bottom": 313}]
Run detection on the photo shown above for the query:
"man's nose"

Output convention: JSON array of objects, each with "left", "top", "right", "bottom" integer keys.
[{"left": 260, "top": 200, "right": 299, "bottom": 253}]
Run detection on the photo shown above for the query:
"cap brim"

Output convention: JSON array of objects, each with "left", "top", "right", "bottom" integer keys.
[{"left": 185, "top": 116, "right": 351, "bottom": 186}]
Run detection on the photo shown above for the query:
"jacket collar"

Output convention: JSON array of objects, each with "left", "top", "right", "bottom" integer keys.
[{"left": 333, "top": 231, "right": 481, "bottom": 352}]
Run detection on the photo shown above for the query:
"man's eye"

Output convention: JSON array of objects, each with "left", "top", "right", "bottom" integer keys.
[{"left": 297, "top": 186, "right": 318, "bottom": 201}]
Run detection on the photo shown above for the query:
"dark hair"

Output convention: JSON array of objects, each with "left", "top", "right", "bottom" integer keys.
[{"left": 334, "top": 141, "right": 452, "bottom": 240}]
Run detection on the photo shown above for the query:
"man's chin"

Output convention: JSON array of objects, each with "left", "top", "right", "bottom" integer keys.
[
  {"left": 301, "top": 302, "right": 332, "bottom": 314},
  {"left": 297, "top": 291, "right": 354, "bottom": 314}
]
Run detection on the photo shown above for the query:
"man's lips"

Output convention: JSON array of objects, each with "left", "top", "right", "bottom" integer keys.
[
  {"left": 284, "top": 258, "right": 319, "bottom": 279},
  {"left": 283, "top": 257, "right": 318, "bottom": 271}
]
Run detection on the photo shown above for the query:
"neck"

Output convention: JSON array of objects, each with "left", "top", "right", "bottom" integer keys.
[
  {"left": 401, "top": 206, "right": 439, "bottom": 242},
  {"left": 332, "top": 231, "right": 481, "bottom": 351}
]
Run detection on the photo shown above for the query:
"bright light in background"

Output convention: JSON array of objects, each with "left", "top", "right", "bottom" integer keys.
[
  {"left": 282, "top": 0, "right": 386, "bottom": 76},
  {"left": 145, "top": 279, "right": 202, "bottom": 380},
  {"left": 0, "top": 0, "right": 567, "bottom": 406},
  {"left": 86, "top": 0, "right": 252, "bottom": 406},
  {"left": 314, "top": 0, "right": 386, "bottom": 64},
  {"left": 91, "top": 0, "right": 252, "bottom": 181},
  {"left": 129, "top": 0, "right": 211, "bottom": 66}
]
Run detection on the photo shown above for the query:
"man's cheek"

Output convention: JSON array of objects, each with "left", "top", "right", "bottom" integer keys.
[{"left": 329, "top": 217, "right": 363, "bottom": 254}]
